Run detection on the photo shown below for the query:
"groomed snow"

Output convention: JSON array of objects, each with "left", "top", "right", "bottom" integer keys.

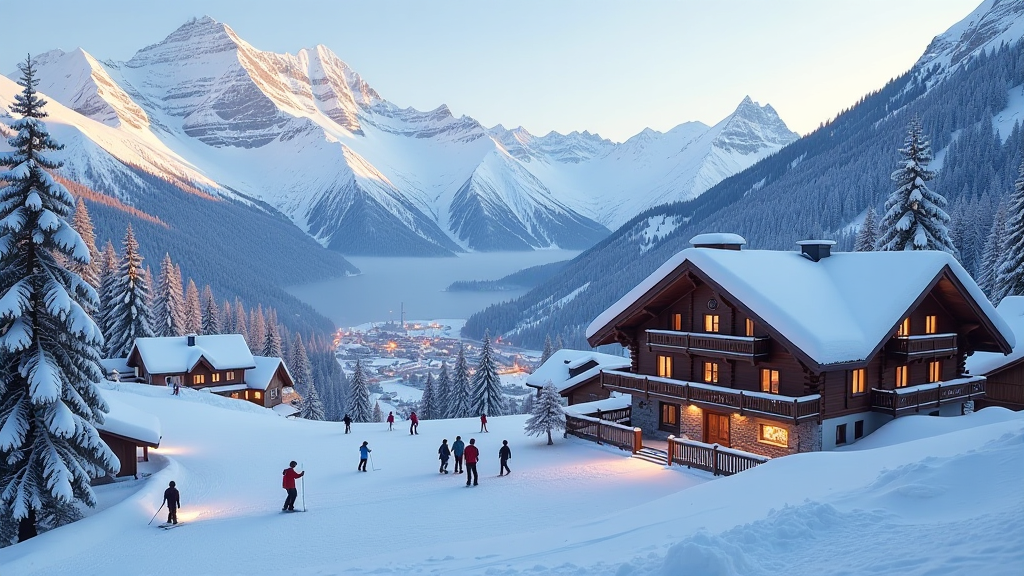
[{"left": 0, "top": 382, "right": 1021, "bottom": 575}]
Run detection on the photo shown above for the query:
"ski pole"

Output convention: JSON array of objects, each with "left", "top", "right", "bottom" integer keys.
[
  {"left": 369, "top": 453, "right": 377, "bottom": 471},
  {"left": 300, "top": 462, "right": 306, "bottom": 512},
  {"left": 148, "top": 502, "right": 164, "bottom": 525}
]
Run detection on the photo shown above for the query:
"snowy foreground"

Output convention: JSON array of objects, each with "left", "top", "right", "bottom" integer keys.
[{"left": 2, "top": 384, "right": 1022, "bottom": 576}]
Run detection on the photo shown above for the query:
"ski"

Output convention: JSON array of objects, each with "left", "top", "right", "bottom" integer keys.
[
  {"left": 157, "top": 523, "right": 184, "bottom": 530},
  {"left": 281, "top": 509, "right": 307, "bottom": 513}
]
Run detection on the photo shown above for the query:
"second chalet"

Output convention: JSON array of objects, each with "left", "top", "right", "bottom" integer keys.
[{"left": 586, "top": 233, "right": 1015, "bottom": 459}]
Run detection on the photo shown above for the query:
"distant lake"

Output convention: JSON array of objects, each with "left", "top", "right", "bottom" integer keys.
[{"left": 286, "top": 250, "right": 579, "bottom": 328}]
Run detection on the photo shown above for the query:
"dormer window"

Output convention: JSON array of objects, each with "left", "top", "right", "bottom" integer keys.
[
  {"left": 704, "top": 314, "right": 720, "bottom": 333},
  {"left": 897, "top": 318, "right": 910, "bottom": 337}
]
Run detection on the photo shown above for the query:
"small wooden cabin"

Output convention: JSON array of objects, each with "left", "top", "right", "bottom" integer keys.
[
  {"left": 94, "top": 396, "right": 162, "bottom": 483},
  {"left": 527, "top": 349, "right": 631, "bottom": 405}
]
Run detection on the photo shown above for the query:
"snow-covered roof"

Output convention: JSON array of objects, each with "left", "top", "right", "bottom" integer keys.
[
  {"left": 130, "top": 334, "right": 255, "bottom": 374},
  {"left": 967, "top": 296, "right": 1024, "bottom": 375},
  {"left": 587, "top": 248, "right": 1015, "bottom": 367},
  {"left": 96, "top": 393, "right": 161, "bottom": 447},
  {"left": 565, "top": 395, "right": 632, "bottom": 416},
  {"left": 690, "top": 233, "right": 746, "bottom": 246},
  {"left": 273, "top": 403, "right": 299, "bottom": 417},
  {"left": 204, "top": 383, "right": 248, "bottom": 394},
  {"left": 527, "top": 349, "right": 631, "bottom": 394},
  {"left": 99, "top": 357, "right": 132, "bottom": 376},
  {"left": 246, "top": 356, "right": 292, "bottom": 390}
]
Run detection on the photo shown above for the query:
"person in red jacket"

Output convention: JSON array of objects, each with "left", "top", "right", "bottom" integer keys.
[
  {"left": 479, "top": 414, "right": 488, "bottom": 433},
  {"left": 282, "top": 461, "right": 304, "bottom": 512},
  {"left": 464, "top": 438, "right": 480, "bottom": 486},
  {"left": 409, "top": 411, "right": 419, "bottom": 435},
  {"left": 387, "top": 411, "right": 395, "bottom": 431}
]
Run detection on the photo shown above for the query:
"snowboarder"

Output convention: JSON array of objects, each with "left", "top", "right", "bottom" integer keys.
[
  {"left": 409, "top": 411, "right": 419, "bottom": 435},
  {"left": 438, "top": 439, "right": 451, "bottom": 474},
  {"left": 387, "top": 411, "right": 395, "bottom": 431},
  {"left": 499, "top": 440, "right": 512, "bottom": 476},
  {"left": 464, "top": 438, "right": 480, "bottom": 486},
  {"left": 358, "top": 441, "right": 371, "bottom": 472},
  {"left": 282, "top": 461, "right": 304, "bottom": 511},
  {"left": 163, "top": 480, "right": 181, "bottom": 524},
  {"left": 480, "top": 413, "right": 488, "bottom": 433},
  {"left": 343, "top": 414, "right": 352, "bottom": 434},
  {"left": 452, "top": 436, "right": 465, "bottom": 474}
]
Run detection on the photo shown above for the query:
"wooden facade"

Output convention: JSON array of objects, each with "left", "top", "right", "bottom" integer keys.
[
  {"left": 588, "top": 244, "right": 1011, "bottom": 458},
  {"left": 976, "top": 358, "right": 1024, "bottom": 410},
  {"left": 97, "top": 431, "right": 159, "bottom": 481}
]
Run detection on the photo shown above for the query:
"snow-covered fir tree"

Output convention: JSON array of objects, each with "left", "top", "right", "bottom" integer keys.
[
  {"left": 471, "top": 330, "right": 507, "bottom": 417},
  {"left": 555, "top": 334, "right": 564, "bottom": 352},
  {"left": 248, "top": 306, "right": 266, "bottom": 355},
  {"left": 232, "top": 299, "right": 248, "bottom": 344},
  {"left": 152, "top": 253, "right": 185, "bottom": 337},
  {"left": 262, "top": 309, "right": 282, "bottom": 357},
  {"left": 524, "top": 382, "right": 566, "bottom": 445},
  {"left": 420, "top": 372, "right": 437, "bottom": 419},
  {"left": 201, "top": 285, "right": 219, "bottom": 335},
  {"left": 289, "top": 334, "right": 312, "bottom": 395},
  {"left": 450, "top": 344, "right": 473, "bottom": 418},
  {"left": 854, "top": 206, "right": 878, "bottom": 252},
  {"left": 995, "top": 160, "right": 1024, "bottom": 300},
  {"left": 69, "top": 198, "right": 100, "bottom": 288},
  {"left": 299, "top": 381, "right": 325, "bottom": 421},
  {"left": 876, "top": 117, "right": 956, "bottom": 254},
  {"left": 346, "top": 359, "right": 373, "bottom": 422},
  {"left": 0, "top": 56, "right": 118, "bottom": 542},
  {"left": 95, "top": 241, "right": 118, "bottom": 345},
  {"left": 182, "top": 279, "right": 202, "bottom": 335},
  {"left": 219, "top": 300, "right": 232, "bottom": 335},
  {"left": 372, "top": 401, "right": 383, "bottom": 423},
  {"left": 434, "top": 361, "right": 452, "bottom": 418},
  {"left": 979, "top": 202, "right": 1008, "bottom": 299},
  {"left": 104, "top": 225, "right": 155, "bottom": 358},
  {"left": 540, "top": 335, "right": 554, "bottom": 365}
]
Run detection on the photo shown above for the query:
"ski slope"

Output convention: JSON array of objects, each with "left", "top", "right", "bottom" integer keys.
[{"left": 0, "top": 382, "right": 1021, "bottom": 576}]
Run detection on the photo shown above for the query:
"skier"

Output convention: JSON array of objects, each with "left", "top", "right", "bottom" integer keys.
[
  {"left": 343, "top": 414, "right": 352, "bottom": 434},
  {"left": 172, "top": 382, "right": 180, "bottom": 396},
  {"left": 409, "top": 411, "right": 419, "bottom": 435},
  {"left": 387, "top": 411, "right": 395, "bottom": 431},
  {"left": 452, "top": 436, "right": 465, "bottom": 474},
  {"left": 480, "top": 413, "right": 488, "bottom": 433},
  {"left": 499, "top": 440, "right": 512, "bottom": 476},
  {"left": 438, "top": 439, "right": 451, "bottom": 474},
  {"left": 358, "top": 441, "right": 371, "bottom": 472},
  {"left": 163, "top": 480, "right": 181, "bottom": 525},
  {"left": 464, "top": 438, "right": 480, "bottom": 486},
  {"left": 282, "top": 461, "right": 304, "bottom": 511}
]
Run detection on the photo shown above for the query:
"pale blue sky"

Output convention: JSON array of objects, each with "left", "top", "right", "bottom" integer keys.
[{"left": 3, "top": 0, "right": 981, "bottom": 141}]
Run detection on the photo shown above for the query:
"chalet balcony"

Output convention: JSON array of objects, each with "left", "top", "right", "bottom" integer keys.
[
  {"left": 871, "top": 376, "right": 985, "bottom": 416},
  {"left": 886, "top": 333, "right": 958, "bottom": 361},
  {"left": 646, "top": 329, "right": 770, "bottom": 362},
  {"left": 601, "top": 369, "right": 821, "bottom": 424}
]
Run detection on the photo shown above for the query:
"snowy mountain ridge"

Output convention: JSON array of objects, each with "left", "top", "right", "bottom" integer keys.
[{"left": 915, "top": 0, "right": 1024, "bottom": 86}]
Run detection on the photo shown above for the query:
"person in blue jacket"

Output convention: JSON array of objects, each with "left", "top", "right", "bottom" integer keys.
[
  {"left": 451, "top": 436, "right": 465, "bottom": 474},
  {"left": 358, "top": 441, "right": 371, "bottom": 472}
]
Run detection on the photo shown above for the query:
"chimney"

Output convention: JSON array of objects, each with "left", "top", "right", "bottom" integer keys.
[
  {"left": 187, "top": 334, "right": 197, "bottom": 347},
  {"left": 796, "top": 240, "right": 836, "bottom": 262},
  {"left": 689, "top": 233, "right": 746, "bottom": 251}
]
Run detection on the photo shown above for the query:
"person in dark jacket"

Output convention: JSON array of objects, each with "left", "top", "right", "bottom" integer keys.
[
  {"left": 438, "top": 439, "right": 451, "bottom": 474},
  {"left": 282, "top": 461, "right": 304, "bottom": 511},
  {"left": 464, "top": 438, "right": 480, "bottom": 486},
  {"left": 498, "top": 440, "right": 512, "bottom": 476},
  {"left": 358, "top": 441, "right": 371, "bottom": 471},
  {"left": 409, "top": 411, "right": 419, "bottom": 435},
  {"left": 452, "top": 436, "right": 465, "bottom": 474},
  {"left": 479, "top": 413, "right": 488, "bottom": 432},
  {"left": 163, "top": 481, "right": 181, "bottom": 524},
  {"left": 343, "top": 414, "right": 352, "bottom": 434},
  {"left": 387, "top": 411, "right": 395, "bottom": 431}
]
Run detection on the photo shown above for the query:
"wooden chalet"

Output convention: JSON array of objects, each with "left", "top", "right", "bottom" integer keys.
[
  {"left": 967, "top": 296, "right": 1024, "bottom": 410},
  {"left": 94, "top": 396, "right": 162, "bottom": 483},
  {"left": 126, "top": 334, "right": 291, "bottom": 409},
  {"left": 586, "top": 234, "right": 1015, "bottom": 458},
  {"left": 526, "top": 349, "right": 631, "bottom": 405}
]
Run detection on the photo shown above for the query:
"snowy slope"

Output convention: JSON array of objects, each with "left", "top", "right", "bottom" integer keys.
[
  {"left": 915, "top": 0, "right": 1024, "bottom": 84},
  {"left": 0, "top": 382, "right": 1019, "bottom": 575}
]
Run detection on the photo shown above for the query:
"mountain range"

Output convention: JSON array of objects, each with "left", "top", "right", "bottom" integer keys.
[{"left": 7, "top": 16, "right": 797, "bottom": 257}]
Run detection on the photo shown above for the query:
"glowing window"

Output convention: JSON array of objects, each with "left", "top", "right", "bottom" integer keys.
[
  {"left": 760, "top": 369, "right": 780, "bottom": 394},
  {"left": 745, "top": 318, "right": 755, "bottom": 337},
  {"left": 928, "top": 361, "right": 941, "bottom": 383},
  {"left": 758, "top": 424, "right": 788, "bottom": 447},
  {"left": 657, "top": 355, "right": 673, "bottom": 378},
  {"left": 227, "top": 371, "right": 235, "bottom": 380},
  {"left": 925, "top": 315, "right": 937, "bottom": 334},
  {"left": 851, "top": 369, "right": 866, "bottom": 395},
  {"left": 704, "top": 314, "right": 720, "bottom": 333},
  {"left": 672, "top": 313, "right": 682, "bottom": 331},
  {"left": 703, "top": 362, "right": 719, "bottom": 384},
  {"left": 660, "top": 403, "right": 678, "bottom": 426},
  {"left": 895, "top": 365, "right": 908, "bottom": 388},
  {"left": 897, "top": 318, "right": 910, "bottom": 337},
  {"left": 254, "top": 390, "right": 262, "bottom": 400},
  {"left": 211, "top": 373, "right": 221, "bottom": 383},
  {"left": 193, "top": 374, "right": 205, "bottom": 385}
]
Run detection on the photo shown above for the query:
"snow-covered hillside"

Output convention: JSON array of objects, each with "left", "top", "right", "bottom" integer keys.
[
  {"left": 14, "top": 16, "right": 798, "bottom": 255},
  {"left": 0, "top": 382, "right": 1020, "bottom": 575},
  {"left": 915, "top": 0, "right": 1024, "bottom": 85}
]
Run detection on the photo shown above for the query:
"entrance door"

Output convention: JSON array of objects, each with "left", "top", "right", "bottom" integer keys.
[{"left": 705, "top": 412, "right": 731, "bottom": 446}]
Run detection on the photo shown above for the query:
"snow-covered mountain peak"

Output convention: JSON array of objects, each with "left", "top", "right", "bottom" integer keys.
[
  {"left": 711, "top": 96, "right": 800, "bottom": 154},
  {"left": 916, "top": 0, "right": 1024, "bottom": 82}
]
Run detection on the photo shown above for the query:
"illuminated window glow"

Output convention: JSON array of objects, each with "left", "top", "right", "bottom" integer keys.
[
  {"left": 745, "top": 318, "right": 755, "bottom": 337},
  {"left": 851, "top": 368, "right": 866, "bottom": 395},
  {"left": 193, "top": 374, "right": 205, "bottom": 385},
  {"left": 704, "top": 314, "right": 720, "bottom": 333},
  {"left": 211, "top": 373, "right": 221, "bottom": 383},
  {"left": 925, "top": 315, "right": 937, "bottom": 334},
  {"left": 703, "top": 361, "right": 719, "bottom": 384},
  {"left": 928, "top": 360, "right": 941, "bottom": 383},
  {"left": 897, "top": 317, "right": 910, "bottom": 337},
  {"left": 254, "top": 390, "right": 262, "bottom": 400},
  {"left": 896, "top": 365, "right": 908, "bottom": 388},
  {"left": 760, "top": 369, "right": 780, "bottom": 394},
  {"left": 657, "top": 355, "right": 673, "bottom": 378},
  {"left": 227, "top": 371, "right": 235, "bottom": 380},
  {"left": 759, "top": 424, "right": 789, "bottom": 447},
  {"left": 672, "top": 313, "right": 682, "bottom": 331}
]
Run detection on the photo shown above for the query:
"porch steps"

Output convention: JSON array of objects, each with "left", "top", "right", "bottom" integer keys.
[{"left": 632, "top": 447, "right": 669, "bottom": 466}]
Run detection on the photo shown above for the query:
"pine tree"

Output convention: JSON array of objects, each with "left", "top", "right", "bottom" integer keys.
[
  {"left": 450, "top": 344, "right": 472, "bottom": 418},
  {"left": 554, "top": 334, "right": 564, "bottom": 352},
  {"left": 347, "top": 359, "right": 373, "bottom": 422},
  {"left": 524, "top": 382, "right": 566, "bottom": 445},
  {"left": 540, "top": 335, "right": 554, "bottom": 365},
  {"left": 877, "top": 117, "right": 956, "bottom": 254},
  {"left": 201, "top": 285, "right": 220, "bottom": 335},
  {"left": 69, "top": 198, "right": 100, "bottom": 289},
  {"left": 249, "top": 306, "right": 266, "bottom": 355},
  {"left": 0, "top": 56, "right": 118, "bottom": 542},
  {"left": 420, "top": 372, "right": 436, "bottom": 419},
  {"left": 152, "top": 254, "right": 185, "bottom": 337},
  {"left": 96, "top": 241, "right": 118, "bottom": 346},
  {"left": 471, "top": 330, "right": 507, "bottom": 417},
  {"left": 219, "top": 300, "right": 232, "bottom": 335},
  {"left": 995, "top": 160, "right": 1024, "bottom": 300},
  {"left": 434, "top": 361, "right": 452, "bottom": 419},
  {"left": 298, "top": 381, "right": 325, "bottom": 421},
  {"left": 979, "top": 203, "right": 1008, "bottom": 299},
  {"left": 289, "top": 334, "right": 312, "bottom": 396},
  {"left": 854, "top": 206, "right": 878, "bottom": 252},
  {"left": 233, "top": 299, "right": 248, "bottom": 343},
  {"left": 262, "top": 309, "right": 282, "bottom": 357},
  {"left": 182, "top": 279, "right": 202, "bottom": 335},
  {"left": 104, "top": 225, "right": 155, "bottom": 357},
  {"left": 372, "top": 401, "right": 383, "bottom": 423}
]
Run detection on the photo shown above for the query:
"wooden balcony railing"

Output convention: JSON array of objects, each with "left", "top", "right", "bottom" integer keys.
[
  {"left": 871, "top": 376, "right": 985, "bottom": 416},
  {"left": 565, "top": 414, "right": 642, "bottom": 453},
  {"left": 601, "top": 370, "right": 821, "bottom": 423},
  {"left": 646, "top": 330, "right": 770, "bottom": 361},
  {"left": 668, "top": 437, "right": 768, "bottom": 476},
  {"left": 886, "top": 334, "right": 958, "bottom": 360}
]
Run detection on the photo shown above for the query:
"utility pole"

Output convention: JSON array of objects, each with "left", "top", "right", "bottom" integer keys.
[{"left": 401, "top": 302, "right": 406, "bottom": 331}]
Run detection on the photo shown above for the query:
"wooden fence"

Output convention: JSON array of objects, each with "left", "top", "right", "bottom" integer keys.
[
  {"left": 668, "top": 436, "right": 768, "bottom": 476},
  {"left": 565, "top": 414, "right": 641, "bottom": 453}
]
